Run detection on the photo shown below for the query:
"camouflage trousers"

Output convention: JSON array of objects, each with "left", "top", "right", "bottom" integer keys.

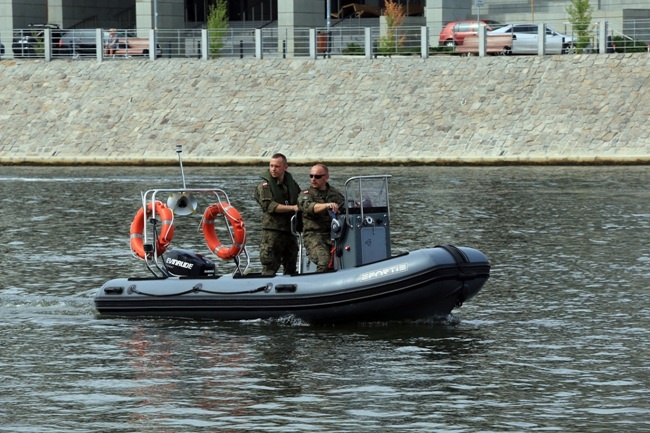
[
  {"left": 303, "top": 233, "right": 334, "bottom": 273},
  {"left": 259, "top": 229, "right": 298, "bottom": 276}
]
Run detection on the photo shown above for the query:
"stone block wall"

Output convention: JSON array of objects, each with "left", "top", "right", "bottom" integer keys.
[{"left": 0, "top": 54, "right": 648, "bottom": 165}]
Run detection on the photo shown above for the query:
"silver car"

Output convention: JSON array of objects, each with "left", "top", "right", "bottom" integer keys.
[{"left": 489, "top": 24, "right": 575, "bottom": 55}]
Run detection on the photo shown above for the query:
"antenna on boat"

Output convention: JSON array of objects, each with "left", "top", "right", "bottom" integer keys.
[
  {"left": 176, "top": 145, "right": 187, "bottom": 188},
  {"left": 167, "top": 145, "right": 198, "bottom": 216}
]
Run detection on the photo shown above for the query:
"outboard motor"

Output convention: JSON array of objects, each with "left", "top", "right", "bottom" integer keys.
[{"left": 163, "top": 248, "right": 216, "bottom": 277}]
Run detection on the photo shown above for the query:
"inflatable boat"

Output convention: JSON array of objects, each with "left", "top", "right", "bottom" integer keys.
[{"left": 94, "top": 150, "right": 490, "bottom": 324}]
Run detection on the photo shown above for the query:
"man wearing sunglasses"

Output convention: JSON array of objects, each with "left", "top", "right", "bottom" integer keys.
[
  {"left": 298, "top": 164, "right": 345, "bottom": 273},
  {"left": 255, "top": 153, "right": 302, "bottom": 276}
]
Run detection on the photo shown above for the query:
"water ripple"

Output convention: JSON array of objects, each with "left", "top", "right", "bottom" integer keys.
[{"left": 1, "top": 166, "right": 649, "bottom": 432}]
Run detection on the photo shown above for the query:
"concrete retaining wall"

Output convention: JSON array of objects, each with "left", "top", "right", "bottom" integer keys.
[{"left": 0, "top": 54, "right": 648, "bottom": 166}]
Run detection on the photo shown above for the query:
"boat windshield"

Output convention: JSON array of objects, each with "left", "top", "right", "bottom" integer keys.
[{"left": 344, "top": 175, "right": 390, "bottom": 215}]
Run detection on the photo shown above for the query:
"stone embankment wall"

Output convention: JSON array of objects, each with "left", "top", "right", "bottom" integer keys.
[{"left": 0, "top": 54, "right": 648, "bottom": 166}]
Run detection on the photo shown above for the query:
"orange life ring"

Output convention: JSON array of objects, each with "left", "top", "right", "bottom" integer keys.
[
  {"left": 202, "top": 203, "right": 246, "bottom": 260},
  {"left": 130, "top": 201, "right": 175, "bottom": 259}
]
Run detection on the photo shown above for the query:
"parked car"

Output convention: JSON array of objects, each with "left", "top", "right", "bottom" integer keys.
[
  {"left": 57, "top": 29, "right": 162, "bottom": 58},
  {"left": 438, "top": 20, "right": 501, "bottom": 46},
  {"left": 488, "top": 23, "right": 575, "bottom": 54},
  {"left": 33, "top": 23, "right": 64, "bottom": 54},
  {"left": 113, "top": 38, "right": 163, "bottom": 58},
  {"left": 12, "top": 32, "right": 39, "bottom": 58},
  {"left": 12, "top": 23, "right": 62, "bottom": 58}
]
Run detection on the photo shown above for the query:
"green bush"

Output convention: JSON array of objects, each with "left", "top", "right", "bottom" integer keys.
[
  {"left": 610, "top": 36, "right": 648, "bottom": 53},
  {"left": 430, "top": 45, "right": 454, "bottom": 54},
  {"left": 342, "top": 42, "right": 364, "bottom": 55}
]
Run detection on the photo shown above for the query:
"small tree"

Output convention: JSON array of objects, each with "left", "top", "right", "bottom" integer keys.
[
  {"left": 566, "top": 0, "right": 593, "bottom": 53},
  {"left": 379, "top": 0, "right": 406, "bottom": 56},
  {"left": 207, "top": 0, "right": 228, "bottom": 58}
]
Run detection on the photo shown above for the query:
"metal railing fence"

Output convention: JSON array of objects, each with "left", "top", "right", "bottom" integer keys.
[{"left": 5, "top": 19, "right": 649, "bottom": 61}]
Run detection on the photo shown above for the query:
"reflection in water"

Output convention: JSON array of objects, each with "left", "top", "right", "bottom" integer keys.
[
  {"left": 109, "top": 321, "right": 492, "bottom": 432},
  {"left": 1, "top": 165, "right": 649, "bottom": 432}
]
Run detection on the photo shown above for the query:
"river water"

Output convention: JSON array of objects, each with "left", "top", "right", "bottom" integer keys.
[{"left": 1, "top": 165, "right": 648, "bottom": 432}]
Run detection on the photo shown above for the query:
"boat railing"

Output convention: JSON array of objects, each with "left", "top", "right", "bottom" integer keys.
[{"left": 137, "top": 187, "right": 250, "bottom": 278}]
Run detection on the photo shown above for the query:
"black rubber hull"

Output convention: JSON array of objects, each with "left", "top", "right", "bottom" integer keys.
[{"left": 94, "top": 247, "right": 490, "bottom": 324}]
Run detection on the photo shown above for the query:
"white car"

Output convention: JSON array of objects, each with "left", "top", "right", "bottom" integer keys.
[{"left": 488, "top": 24, "right": 575, "bottom": 54}]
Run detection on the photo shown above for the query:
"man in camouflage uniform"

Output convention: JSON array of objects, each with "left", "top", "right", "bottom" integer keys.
[
  {"left": 298, "top": 164, "right": 345, "bottom": 272},
  {"left": 254, "top": 153, "right": 301, "bottom": 276}
]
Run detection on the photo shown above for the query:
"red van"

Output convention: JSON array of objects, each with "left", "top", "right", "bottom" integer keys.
[{"left": 438, "top": 20, "right": 501, "bottom": 46}]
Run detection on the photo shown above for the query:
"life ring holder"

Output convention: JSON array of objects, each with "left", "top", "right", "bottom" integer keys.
[
  {"left": 130, "top": 200, "right": 175, "bottom": 259},
  {"left": 202, "top": 203, "right": 247, "bottom": 260}
]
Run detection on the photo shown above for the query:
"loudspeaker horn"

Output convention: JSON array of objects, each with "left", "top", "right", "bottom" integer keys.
[{"left": 167, "top": 192, "right": 198, "bottom": 216}]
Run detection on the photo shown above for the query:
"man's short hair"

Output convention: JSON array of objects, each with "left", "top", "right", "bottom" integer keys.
[{"left": 271, "top": 153, "right": 287, "bottom": 164}]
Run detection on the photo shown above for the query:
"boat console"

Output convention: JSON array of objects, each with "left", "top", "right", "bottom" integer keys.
[{"left": 297, "top": 175, "right": 392, "bottom": 273}]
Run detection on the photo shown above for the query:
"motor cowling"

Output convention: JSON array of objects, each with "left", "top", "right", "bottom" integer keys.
[{"left": 163, "top": 248, "right": 215, "bottom": 277}]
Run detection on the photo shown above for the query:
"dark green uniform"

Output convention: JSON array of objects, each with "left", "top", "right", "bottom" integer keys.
[
  {"left": 298, "top": 184, "right": 345, "bottom": 272},
  {"left": 254, "top": 169, "right": 301, "bottom": 275}
]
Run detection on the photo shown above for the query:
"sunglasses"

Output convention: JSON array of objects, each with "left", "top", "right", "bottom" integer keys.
[{"left": 309, "top": 174, "right": 326, "bottom": 179}]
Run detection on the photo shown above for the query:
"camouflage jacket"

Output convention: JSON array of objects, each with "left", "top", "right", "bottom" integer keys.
[
  {"left": 298, "top": 184, "right": 345, "bottom": 234},
  {"left": 254, "top": 169, "right": 301, "bottom": 232}
]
